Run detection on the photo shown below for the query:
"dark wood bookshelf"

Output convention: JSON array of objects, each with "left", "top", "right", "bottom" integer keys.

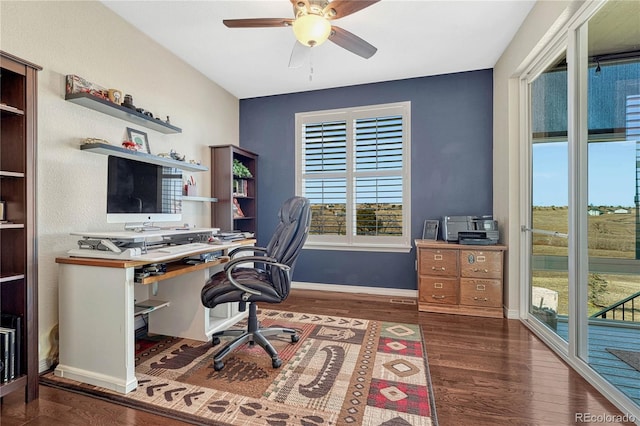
[{"left": 0, "top": 51, "right": 40, "bottom": 402}]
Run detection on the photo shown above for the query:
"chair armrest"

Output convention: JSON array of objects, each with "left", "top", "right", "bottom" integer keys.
[
  {"left": 224, "top": 255, "right": 292, "bottom": 300},
  {"left": 228, "top": 245, "right": 267, "bottom": 258}
]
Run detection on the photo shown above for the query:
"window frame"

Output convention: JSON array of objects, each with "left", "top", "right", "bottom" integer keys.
[{"left": 295, "top": 101, "right": 411, "bottom": 252}]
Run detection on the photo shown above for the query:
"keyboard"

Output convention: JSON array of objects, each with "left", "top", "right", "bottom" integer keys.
[
  {"left": 68, "top": 241, "right": 240, "bottom": 262},
  {"left": 154, "top": 243, "right": 212, "bottom": 254}
]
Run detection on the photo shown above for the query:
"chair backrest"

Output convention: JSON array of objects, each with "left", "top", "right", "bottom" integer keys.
[{"left": 264, "top": 196, "right": 311, "bottom": 297}]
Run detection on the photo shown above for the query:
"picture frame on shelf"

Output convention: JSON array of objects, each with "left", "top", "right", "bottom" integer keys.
[
  {"left": 126, "top": 127, "right": 150, "bottom": 154},
  {"left": 422, "top": 219, "right": 439, "bottom": 240}
]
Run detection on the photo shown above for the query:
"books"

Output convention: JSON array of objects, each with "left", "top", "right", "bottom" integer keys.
[
  {"left": 0, "top": 313, "right": 22, "bottom": 383},
  {"left": 0, "top": 327, "right": 14, "bottom": 382},
  {"left": 233, "top": 179, "right": 248, "bottom": 197}
]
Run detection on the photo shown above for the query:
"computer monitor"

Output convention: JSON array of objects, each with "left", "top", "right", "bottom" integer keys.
[{"left": 106, "top": 156, "right": 182, "bottom": 228}]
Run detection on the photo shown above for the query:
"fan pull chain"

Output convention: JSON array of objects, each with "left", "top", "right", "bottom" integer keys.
[{"left": 309, "top": 49, "right": 314, "bottom": 81}]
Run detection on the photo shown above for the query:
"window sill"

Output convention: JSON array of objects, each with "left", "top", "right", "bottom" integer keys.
[{"left": 303, "top": 242, "right": 412, "bottom": 253}]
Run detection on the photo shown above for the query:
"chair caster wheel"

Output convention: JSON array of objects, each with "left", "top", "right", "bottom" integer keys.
[
  {"left": 212, "top": 337, "right": 220, "bottom": 346},
  {"left": 291, "top": 334, "right": 300, "bottom": 343},
  {"left": 272, "top": 358, "right": 282, "bottom": 368},
  {"left": 213, "top": 361, "right": 224, "bottom": 371}
]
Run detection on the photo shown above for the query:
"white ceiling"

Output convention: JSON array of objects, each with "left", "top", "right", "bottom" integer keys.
[{"left": 102, "top": 0, "right": 536, "bottom": 99}]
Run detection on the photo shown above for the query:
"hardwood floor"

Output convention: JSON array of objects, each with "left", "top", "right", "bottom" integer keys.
[{"left": 1, "top": 289, "right": 635, "bottom": 425}]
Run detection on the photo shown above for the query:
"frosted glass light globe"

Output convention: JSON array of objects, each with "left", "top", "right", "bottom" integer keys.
[{"left": 292, "top": 14, "right": 331, "bottom": 47}]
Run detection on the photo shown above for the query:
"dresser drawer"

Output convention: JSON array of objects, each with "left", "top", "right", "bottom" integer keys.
[
  {"left": 460, "top": 250, "right": 502, "bottom": 279},
  {"left": 419, "top": 248, "right": 458, "bottom": 277},
  {"left": 459, "top": 278, "right": 502, "bottom": 307},
  {"left": 419, "top": 276, "right": 458, "bottom": 305}
]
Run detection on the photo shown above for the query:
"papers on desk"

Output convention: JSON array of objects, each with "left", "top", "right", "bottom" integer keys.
[{"left": 219, "top": 231, "right": 254, "bottom": 242}]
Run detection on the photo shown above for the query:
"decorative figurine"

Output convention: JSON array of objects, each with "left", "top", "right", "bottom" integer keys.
[
  {"left": 122, "top": 140, "right": 138, "bottom": 151},
  {"left": 108, "top": 89, "right": 122, "bottom": 104},
  {"left": 122, "top": 94, "right": 135, "bottom": 110},
  {"left": 169, "top": 149, "right": 185, "bottom": 161}
]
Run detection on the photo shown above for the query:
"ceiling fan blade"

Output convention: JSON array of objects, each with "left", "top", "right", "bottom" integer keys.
[
  {"left": 289, "top": 41, "right": 310, "bottom": 68},
  {"left": 223, "top": 18, "right": 293, "bottom": 28},
  {"left": 329, "top": 26, "right": 377, "bottom": 59},
  {"left": 323, "top": 0, "right": 380, "bottom": 20}
]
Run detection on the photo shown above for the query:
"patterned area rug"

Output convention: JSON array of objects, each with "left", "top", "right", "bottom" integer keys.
[
  {"left": 41, "top": 310, "right": 437, "bottom": 425},
  {"left": 606, "top": 348, "right": 640, "bottom": 372}
]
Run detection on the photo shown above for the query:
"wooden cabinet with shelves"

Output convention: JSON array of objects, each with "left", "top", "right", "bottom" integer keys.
[
  {"left": 210, "top": 145, "right": 258, "bottom": 235},
  {"left": 0, "top": 51, "right": 40, "bottom": 402},
  {"left": 415, "top": 240, "right": 506, "bottom": 318}
]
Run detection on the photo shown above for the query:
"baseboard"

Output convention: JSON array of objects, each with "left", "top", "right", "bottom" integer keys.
[
  {"left": 292, "top": 281, "right": 417, "bottom": 299},
  {"left": 39, "top": 358, "right": 51, "bottom": 373},
  {"left": 505, "top": 307, "right": 520, "bottom": 319}
]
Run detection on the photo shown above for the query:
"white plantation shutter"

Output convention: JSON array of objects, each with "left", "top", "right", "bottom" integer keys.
[
  {"left": 355, "top": 116, "right": 403, "bottom": 171},
  {"left": 354, "top": 115, "right": 404, "bottom": 236},
  {"left": 296, "top": 102, "right": 411, "bottom": 251},
  {"left": 303, "top": 120, "right": 347, "bottom": 173}
]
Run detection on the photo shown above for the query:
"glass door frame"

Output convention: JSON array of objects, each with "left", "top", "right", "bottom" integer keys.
[{"left": 519, "top": 34, "right": 572, "bottom": 356}]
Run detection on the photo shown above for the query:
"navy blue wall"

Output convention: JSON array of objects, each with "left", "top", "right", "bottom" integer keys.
[{"left": 239, "top": 69, "right": 493, "bottom": 290}]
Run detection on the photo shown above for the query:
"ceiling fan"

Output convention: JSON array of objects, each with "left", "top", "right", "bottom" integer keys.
[{"left": 223, "top": 0, "right": 380, "bottom": 60}]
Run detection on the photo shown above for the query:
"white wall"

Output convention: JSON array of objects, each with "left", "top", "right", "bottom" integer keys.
[
  {"left": 493, "top": 0, "right": 583, "bottom": 317},
  {"left": 0, "top": 0, "right": 239, "bottom": 368}
]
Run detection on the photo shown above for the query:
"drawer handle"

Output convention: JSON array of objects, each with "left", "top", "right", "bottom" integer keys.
[
  {"left": 476, "top": 284, "right": 486, "bottom": 291},
  {"left": 432, "top": 295, "right": 446, "bottom": 299},
  {"left": 472, "top": 268, "right": 489, "bottom": 273},
  {"left": 473, "top": 297, "right": 489, "bottom": 301},
  {"left": 431, "top": 266, "right": 446, "bottom": 271}
]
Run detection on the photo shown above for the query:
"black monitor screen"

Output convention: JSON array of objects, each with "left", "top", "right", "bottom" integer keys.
[{"left": 107, "top": 156, "right": 182, "bottom": 223}]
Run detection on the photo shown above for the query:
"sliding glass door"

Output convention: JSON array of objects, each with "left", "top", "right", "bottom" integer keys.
[
  {"left": 582, "top": 1, "right": 640, "bottom": 407},
  {"left": 523, "top": 0, "right": 640, "bottom": 413}
]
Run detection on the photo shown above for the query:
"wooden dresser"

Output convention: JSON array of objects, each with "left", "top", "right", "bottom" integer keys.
[{"left": 415, "top": 240, "right": 507, "bottom": 318}]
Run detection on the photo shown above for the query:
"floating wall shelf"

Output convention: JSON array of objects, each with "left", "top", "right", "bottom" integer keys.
[
  {"left": 65, "top": 92, "right": 182, "bottom": 134},
  {"left": 81, "top": 142, "right": 208, "bottom": 172},
  {"left": 183, "top": 195, "right": 218, "bottom": 203}
]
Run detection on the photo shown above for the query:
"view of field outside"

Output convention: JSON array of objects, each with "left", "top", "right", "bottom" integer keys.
[
  {"left": 532, "top": 206, "right": 639, "bottom": 317},
  {"left": 309, "top": 203, "right": 402, "bottom": 236},
  {"left": 531, "top": 140, "right": 639, "bottom": 322}
]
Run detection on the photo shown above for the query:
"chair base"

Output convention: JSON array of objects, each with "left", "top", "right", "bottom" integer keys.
[{"left": 210, "top": 303, "right": 299, "bottom": 370}]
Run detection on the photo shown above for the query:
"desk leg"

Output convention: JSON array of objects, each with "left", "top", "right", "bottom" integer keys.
[{"left": 54, "top": 264, "right": 137, "bottom": 394}]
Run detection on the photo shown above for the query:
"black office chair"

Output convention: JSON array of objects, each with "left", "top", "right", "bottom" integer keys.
[{"left": 201, "top": 196, "right": 311, "bottom": 371}]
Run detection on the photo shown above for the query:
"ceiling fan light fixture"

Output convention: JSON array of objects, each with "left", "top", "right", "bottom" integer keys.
[{"left": 292, "top": 14, "right": 331, "bottom": 47}]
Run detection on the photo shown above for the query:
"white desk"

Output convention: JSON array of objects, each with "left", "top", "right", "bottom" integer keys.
[{"left": 54, "top": 240, "right": 252, "bottom": 394}]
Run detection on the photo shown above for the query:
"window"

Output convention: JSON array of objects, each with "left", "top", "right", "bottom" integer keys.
[{"left": 295, "top": 102, "right": 411, "bottom": 251}]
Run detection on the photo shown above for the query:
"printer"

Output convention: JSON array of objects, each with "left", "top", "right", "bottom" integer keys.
[{"left": 442, "top": 215, "right": 499, "bottom": 245}]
